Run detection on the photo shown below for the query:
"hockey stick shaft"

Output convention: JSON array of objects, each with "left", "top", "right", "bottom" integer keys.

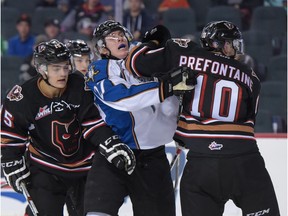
[
  {"left": 20, "top": 182, "right": 39, "bottom": 216},
  {"left": 177, "top": 91, "right": 185, "bottom": 122},
  {"left": 170, "top": 91, "right": 185, "bottom": 189},
  {"left": 170, "top": 90, "right": 185, "bottom": 172},
  {"left": 170, "top": 147, "right": 181, "bottom": 171},
  {"left": 174, "top": 152, "right": 180, "bottom": 190},
  {"left": 1, "top": 182, "right": 8, "bottom": 188}
]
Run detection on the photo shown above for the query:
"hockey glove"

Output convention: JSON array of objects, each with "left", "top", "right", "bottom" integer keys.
[
  {"left": 1, "top": 156, "right": 31, "bottom": 193},
  {"left": 157, "top": 67, "right": 197, "bottom": 100},
  {"left": 142, "top": 25, "right": 171, "bottom": 47},
  {"left": 99, "top": 135, "right": 136, "bottom": 175}
]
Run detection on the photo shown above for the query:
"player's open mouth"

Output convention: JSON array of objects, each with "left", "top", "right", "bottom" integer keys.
[{"left": 118, "top": 44, "right": 126, "bottom": 50}]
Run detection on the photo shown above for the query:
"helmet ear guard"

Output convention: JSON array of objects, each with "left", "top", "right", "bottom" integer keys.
[
  {"left": 232, "top": 38, "right": 244, "bottom": 55},
  {"left": 38, "top": 64, "right": 48, "bottom": 77}
]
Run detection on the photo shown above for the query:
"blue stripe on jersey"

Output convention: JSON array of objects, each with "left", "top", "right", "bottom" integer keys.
[
  {"left": 95, "top": 97, "right": 138, "bottom": 149},
  {"left": 87, "top": 60, "right": 160, "bottom": 103}
]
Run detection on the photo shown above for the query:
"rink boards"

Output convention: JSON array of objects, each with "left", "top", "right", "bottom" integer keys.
[{"left": 1, "top": 134, "right": 287, "bottom": 216}]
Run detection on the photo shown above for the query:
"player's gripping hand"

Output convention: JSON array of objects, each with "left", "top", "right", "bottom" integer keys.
[
  {"left": 99, "top": 135, "right": 136, "bottom": 175},
  {"left": 1, "top": 156, "right": 31, "bottom": 193},
  {"left": 157, "top": 67, "right": 197, "bottom": 99},
  {"left": 142, "top": 25, "right": 171, "bottom": 47}
]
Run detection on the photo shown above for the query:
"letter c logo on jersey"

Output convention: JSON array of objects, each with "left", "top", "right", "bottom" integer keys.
[
  {"left": 7, "top": 85, "right": 23, "bottom": 102},
  {"left": 51, "top": 117, "right": 80, "bottom": 156},
  {"left": 172, "top": 39, "right": 190, "bottom": 48}
]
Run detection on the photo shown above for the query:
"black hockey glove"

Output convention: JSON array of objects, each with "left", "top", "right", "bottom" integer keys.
[
  {"left": 142, "top": 25, "right": 171, "bottom": 47},
  {"left": 157, "top": 67, "right": 197, "bottom": 100},
  {"left": 1, "top": 156, "right": 31, "bottom": 193},
  {"left": 99, "top": 135, "right": 136, "bottom": 175}
]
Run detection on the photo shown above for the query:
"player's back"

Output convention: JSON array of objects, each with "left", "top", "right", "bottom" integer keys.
[
  {"left": 166, "top": 39, "right": 261, "bottom": 155},
  {"left": 126, "top": 39, "right": 261, "bottom": 155}
]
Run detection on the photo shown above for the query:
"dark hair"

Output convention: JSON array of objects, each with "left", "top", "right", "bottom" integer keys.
[{"left": 16, "top": 14, "right": 31, "bottom": 26}]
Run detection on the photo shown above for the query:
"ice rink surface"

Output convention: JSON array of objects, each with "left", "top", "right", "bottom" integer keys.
[{"left": 1, "top": 135, "right": 287, "bottom": 216}]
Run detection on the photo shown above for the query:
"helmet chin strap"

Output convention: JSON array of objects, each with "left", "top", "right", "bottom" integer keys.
[
  {"left": 43, "top": 77, "right": 59, "bottom": 89},
  {"left": 101, "top": 47, "right": 121, "bottom": 60},
  {"left": 42, "top": 71, "right": 59, "bottom": 89}
]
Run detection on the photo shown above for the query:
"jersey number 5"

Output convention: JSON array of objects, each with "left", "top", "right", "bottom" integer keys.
[{"left": 3, "top": 110, "right": 14, "bottom": 128}]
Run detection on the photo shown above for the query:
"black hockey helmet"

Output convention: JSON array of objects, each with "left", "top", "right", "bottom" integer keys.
[
  {"left": 34, "top": 39, "right": 72, "bottom": 77},
  {"left": 92, "top": 20, "right": 133, "bottom": 57},
  {"left": 200, "top": 20, "right": 244, "bottom": 54},
  {"left": 65, "top": 39, "right": 91, "bottom": 57}
]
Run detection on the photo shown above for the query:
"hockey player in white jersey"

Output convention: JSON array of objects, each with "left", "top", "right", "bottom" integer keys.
[{"left": 83, "top": 20, "right": 195, "bottom": 216}]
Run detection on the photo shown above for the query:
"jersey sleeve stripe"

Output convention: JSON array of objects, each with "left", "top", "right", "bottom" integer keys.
[
  {"left": 83, "top": 122, "right": 106, "bottom": 139},
  {"left": 0, "top": 142, "right": 27, "bottom": 147},
  {"left": 178, "top": 120, "right": 254, "bottom": 133},
  {"left": 81, "top": 118, "right": 104, "bottom": 126}
]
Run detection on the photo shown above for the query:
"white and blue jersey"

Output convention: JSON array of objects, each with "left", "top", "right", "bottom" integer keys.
[{"left": 85, "top": 59, "right": 179, "bottom": 150}]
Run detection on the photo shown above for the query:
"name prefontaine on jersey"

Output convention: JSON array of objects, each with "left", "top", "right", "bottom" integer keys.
[
  {"left": 1, "top": 74, "right": 108, "bottom": 177},
  {"left": 178, "top": 54, "right": 254, "bottom": 92}
]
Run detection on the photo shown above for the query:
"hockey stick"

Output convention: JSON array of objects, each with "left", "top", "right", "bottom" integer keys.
[
  {"left": 170, "top": 90, "right": 185, "bottom": 190},
  {"left": 170, "top": 147, "right": 181, "bottom": 171},
  {"left": 20, "top": 182, "right": 39, "bottom": 216},
  {"left": 174, "top": 149, "right": 180, "bottom": 190},
  {"left": 1, "top": 182, "right": 8, "bottom": 188}
]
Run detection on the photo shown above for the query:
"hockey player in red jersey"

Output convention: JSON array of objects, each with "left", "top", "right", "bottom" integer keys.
[
  {"left": 0, "top": 39, "right": 134, "bottom": 216},
  {"left": 126, "top": 21, "right": 280, "bottom": 216}
]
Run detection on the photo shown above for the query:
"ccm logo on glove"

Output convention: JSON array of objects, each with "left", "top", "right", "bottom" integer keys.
[{"left": 2, "top": 159, "right": 23, "bottom": 168}]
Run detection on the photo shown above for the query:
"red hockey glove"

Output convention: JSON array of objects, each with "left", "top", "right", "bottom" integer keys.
[
  {"left": 1, "top": 156, "right": 31, "bottom": 193},
  {"left": 99, "top": 135, "right": 136, "bottom": 175}
]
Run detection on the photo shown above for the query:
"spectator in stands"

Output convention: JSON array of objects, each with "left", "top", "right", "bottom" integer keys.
[
  {"left": 123, "top": 0, "right": 156, "bottom": 41},
  {"left": 61, "top": 0, "right": 113, "bottom": 33},
  {"left": 36, "top": 0, "right": 57, "bottom": 8},
  {"left": 158, "top": 0, "right": 190, "bottom": 13},
  {"left": 19, "top": 34, "right": 48, "bottom": 83},
  {"left": 76, "top": 18, "right": 95, "bottom": 39},
  {"left": 264, "top": 0, "right": 286, "bottom": 8},
  {"left": 57, "top": 0, "right": 71, "bottom": 15},
  {"left": 43, "top": 18, "right": 63, "bottom": 41},
  {"left": 211, "top": 0, "right": 264, "bottom": 30},
  {"left": 157, "top": 0, "right": 191, "bottom": 23},
  {"left": 7, "top": 14, "right": 35, "bottom": 58}
]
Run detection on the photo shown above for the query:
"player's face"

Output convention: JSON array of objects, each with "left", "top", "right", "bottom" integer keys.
[
  {"left": 47, "top": 61, "right": 70, "bottom": 88},
  {"left": 16, "top": 21, "right": 30, "bottom": 39},
  {"left": 104, "top": 30, "right": 129, "bottom": 59},
  {"left": 222, "top": 41, "right": 236, "bottom": 57},
  {"left": 74, "top": 55, "right": 91, "bottom": 75}
]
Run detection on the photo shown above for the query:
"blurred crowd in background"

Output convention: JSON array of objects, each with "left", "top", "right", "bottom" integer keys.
[{"left": 1, "top": 0, "right": 287, "bottom": 132}]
